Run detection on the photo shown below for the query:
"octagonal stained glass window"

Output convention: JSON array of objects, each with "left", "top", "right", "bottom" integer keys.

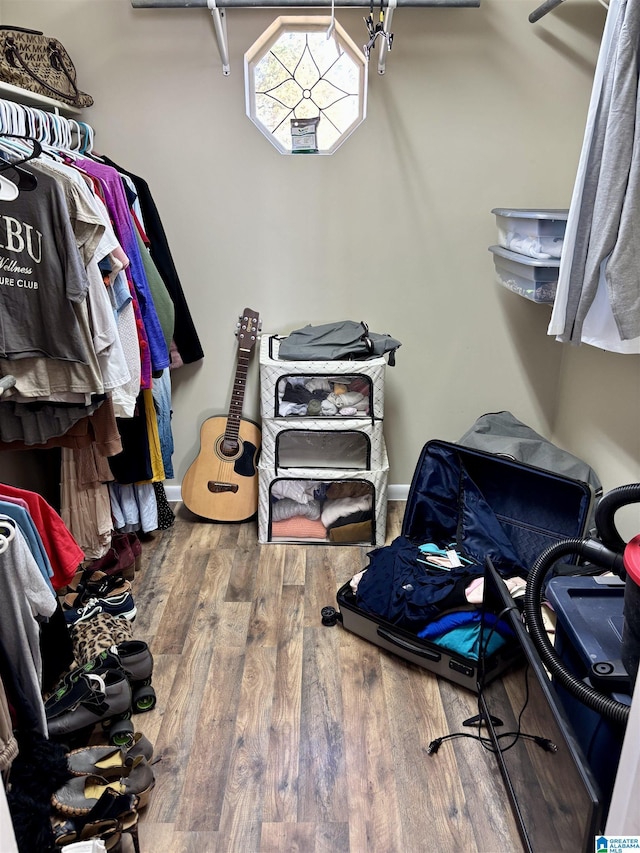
[{"left": 245, "top": 16, "right": 368, "bottom": 155}]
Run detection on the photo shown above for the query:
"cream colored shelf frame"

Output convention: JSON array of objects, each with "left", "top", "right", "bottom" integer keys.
[{"left": 0, "top": 81, "right": 81, "bottom": 115}]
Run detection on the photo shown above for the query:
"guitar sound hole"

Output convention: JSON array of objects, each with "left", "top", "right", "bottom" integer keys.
[{"left": 220, "top": 438, "right": 240, "bottom": 458}]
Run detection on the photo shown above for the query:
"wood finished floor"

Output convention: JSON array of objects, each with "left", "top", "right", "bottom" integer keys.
[{"left": 132, "top": 502, "right": 525, "bottom": 853}]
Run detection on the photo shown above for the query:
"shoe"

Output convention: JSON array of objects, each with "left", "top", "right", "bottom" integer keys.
[
  {"left": 113, "top": 532, "right": 142, "bottom": 573},
  {"left": 64, "top": 591, "right": 137, "bottom": 626},
  {"left": 66, "top": 565, "right": 129, "bottom": 598},
  {"left": 67, "top": 733, "right": 154, "bottom": 778},
  {"left": 53, "top": 814, "right": 121, "bottom": 849},
  {"left": 52, "top": 788, "right": 137, "bottom": 848},
  {"left": 63, "top": 578, "right": 132, "bottom": 610},
  {"left": 46, "top": 669, "right": 132, "bottom": 740},
  {"left": 111, "top": 827, "right": 140, "bottom": 853},
  {"left": 51, "top": 758, "right": 155, "bottom": 816},
  {"left": 104, "top": 804, "right": 141, "bottom": 853},
  {"left": 85, "top": 543, "right": 136, "bottom": 581},
  {"left": 51, "top": 642, "right": 156, "bottom": 716}
]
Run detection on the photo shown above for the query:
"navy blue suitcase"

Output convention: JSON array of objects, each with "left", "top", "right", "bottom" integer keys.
[{"left": 334, "top": 439, "right": 594, "bottom": 691}]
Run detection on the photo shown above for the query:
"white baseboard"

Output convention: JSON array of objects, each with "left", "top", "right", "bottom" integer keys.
[
  {"left": 388, "top": 484, "right": 410, "bottom": 501},
  {"left": 164, "top": 483, "right": 410, "bottom": 503},
  {"left": 164, "top": 484, "right": 183, "bottom": 503}
]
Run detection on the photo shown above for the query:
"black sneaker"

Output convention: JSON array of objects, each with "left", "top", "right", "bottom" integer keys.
[{"left": 64, "top": 591, "right": 137, "bottom": 625}]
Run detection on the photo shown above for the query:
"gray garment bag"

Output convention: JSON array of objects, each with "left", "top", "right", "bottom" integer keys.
[{"left": 458, "top": 411, "right": 602, "bottom": 531}]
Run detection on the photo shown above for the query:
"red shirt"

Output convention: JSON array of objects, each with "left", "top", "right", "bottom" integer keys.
[{"left": 0, "top": 483, "right": 84, "bottom": 589}]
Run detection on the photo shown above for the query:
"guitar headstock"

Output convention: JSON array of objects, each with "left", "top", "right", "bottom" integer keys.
[{"left": 236, "top": 308, "right": 261, "bottom": 352}]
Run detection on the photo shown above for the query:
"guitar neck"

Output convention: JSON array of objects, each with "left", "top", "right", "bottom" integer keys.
[{"left": 225, "top": 348, "right": 250, "bottom": 441}]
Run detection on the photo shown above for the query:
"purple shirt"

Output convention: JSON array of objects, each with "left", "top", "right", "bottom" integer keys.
[{"left": 75, "top": 158, "right": 169, "bottom": 375}]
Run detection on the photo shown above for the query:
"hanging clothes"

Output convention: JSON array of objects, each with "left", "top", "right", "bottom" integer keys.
[
  {"left": 0, "top": 500, "right": 55, "bottom": 593},
  {"left": 0, "top": 520, "right": 56, "bottom": 737},
  {"left": 101, "top": 156, "right": 205, "bottom": 364},
  {"left": 60, "top": 446, "right": 113, "bottom": 561},
  {"left": 109, "top": 481, "right": 158, "bottom": 533},
  {"left": 0, "top": 107, "right": 191, "bottom": 547},
  {"left": 0, "top": 483, "right": 84, "bottom": 589},
  {"left": 0, "top": 169, "right": 92, "bottom": 363},
  {"left": 133, "top": 223, "right": 175, "bottom": 354},
  {"left": 99, "top": 250, "right": 142, "bottom": 419},
  {"left": 152, "top": 368, "right": 174, "bottom": 480},
  {"left": 0, "top": 677, "right": 18, "bottom": 774},
  {"left": 548, "top": 0, "right": 640, "bottom": 351},
  {"left": 73, "top": 157, "right": 170, "bottom": 376}
]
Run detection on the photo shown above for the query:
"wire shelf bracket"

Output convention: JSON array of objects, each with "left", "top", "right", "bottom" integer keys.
[{"left": 132, "top": 0, "right": 481, "bottom": 75}]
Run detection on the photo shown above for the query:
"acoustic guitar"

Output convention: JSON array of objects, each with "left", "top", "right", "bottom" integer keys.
[{"left": 182, "top": 309, "right": 262, "bottom": 522}]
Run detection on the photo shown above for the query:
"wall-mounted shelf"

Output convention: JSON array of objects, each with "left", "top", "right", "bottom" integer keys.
[{"left": 0, "top": 81, "right": 82, "bottom": 115}]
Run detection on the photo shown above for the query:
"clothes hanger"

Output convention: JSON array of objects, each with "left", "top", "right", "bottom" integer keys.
[
  {"left": 0, "top": 375, "right": 16, "bottom": 397},
  {"left": 49, "top": 111, "right": 73, "bottom": 151},
  {"left": 363, "top": 0, "right": 393, "bottom": 60},
  {"left": 0, "top": 515, "right": 17, "bottom": 534},
  {"left": 0, "top": 101, "right": 24, "bottom": 196},
  {"left": 67, "top": 118, "right": 84, "bottom": 154},
  {"left": 0, "top": 99, "right": 98, "bottom": 188},
  {"left": 326, "top": 0, "right": 336, "bottom": 41},
  {"left": 0, "top": 134, "right": 43, "bottom": 168},
  {"left": 0, "top": 101, "right": 42, "bottom": 190},
  {"left": 0, "top": 98, "right": 95, "bottom": 156},
  {"left": 0, "top": 101, "right": 25, "bottom": 136},
  {"left": 38, "top": 112, "right": 94, "bottom": 163},
  {"left": 28, "top": 107, "right": 53, "bottom": 146},
  {"left": 78, "top": 121, "right": 95, "bottom": 156},
  {"left": 0, "top": 133, "right": 42, "bottom": 193},
  {"left": 0, "top": 516, "right": 17, "bottom": 555},
  {"left": 0, "top": 174, "right": 18, "bottom": 200}
]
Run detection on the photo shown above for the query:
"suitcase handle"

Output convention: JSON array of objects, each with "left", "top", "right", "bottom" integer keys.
[{"left": 377, "top": 628, "right": 441, "bottom": 661}]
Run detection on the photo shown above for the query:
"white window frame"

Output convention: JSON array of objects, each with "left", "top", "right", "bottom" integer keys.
[{"left": 244, "top": 16, "right": 368, "bottom": 155}]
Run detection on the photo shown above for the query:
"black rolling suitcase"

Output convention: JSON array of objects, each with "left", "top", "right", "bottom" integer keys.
[{"left": 334, "top": 439, "right": 595, "bottom": 691}]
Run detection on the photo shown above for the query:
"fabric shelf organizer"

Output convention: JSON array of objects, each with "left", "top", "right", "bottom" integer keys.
[
  {"left": 260, "top": 418, "right": 386, "bottom": 470},
  {"left": 259, "top": 331, "right": 389, "bottom": 546},
  {"left": 258, "top": 444, "right": 389, "bottom": 546},
  {"left": 259, "top": 335, "right": 386, "bottom": 421}
]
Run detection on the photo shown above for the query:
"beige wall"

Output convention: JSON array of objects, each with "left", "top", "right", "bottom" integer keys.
[{"left": 2, "top": 0, "right": 639, "bottom": 534}]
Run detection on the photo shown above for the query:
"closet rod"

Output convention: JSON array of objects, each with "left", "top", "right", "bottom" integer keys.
[
  {"left": 134, "top": 0, "right": 479, "bottom": 75},
  {"left": 133, "top": 0, "right": 479, "bottom": 8}
]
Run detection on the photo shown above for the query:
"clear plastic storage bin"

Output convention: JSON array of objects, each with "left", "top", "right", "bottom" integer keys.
[
  {"left": 492, "top": 208, "right": 568, "bottom": 260},
  {"left": 489, "top": 244, "right": 559, "bottom": 304}
]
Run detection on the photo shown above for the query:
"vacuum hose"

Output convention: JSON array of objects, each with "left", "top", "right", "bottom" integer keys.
[
  {"left": 595, "top": 483, "right": 640, "bottom": 556},
  {"left": 524, "top": 538, "right": 630, "bottom": 726}
]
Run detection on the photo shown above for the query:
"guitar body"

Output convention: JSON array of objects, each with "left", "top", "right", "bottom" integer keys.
[
  {"left": 182, "top": 307, "right": 262, "bottom": 523},
  {"left": 182, "top": 415, "right": 261, "bottom": 523}
]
